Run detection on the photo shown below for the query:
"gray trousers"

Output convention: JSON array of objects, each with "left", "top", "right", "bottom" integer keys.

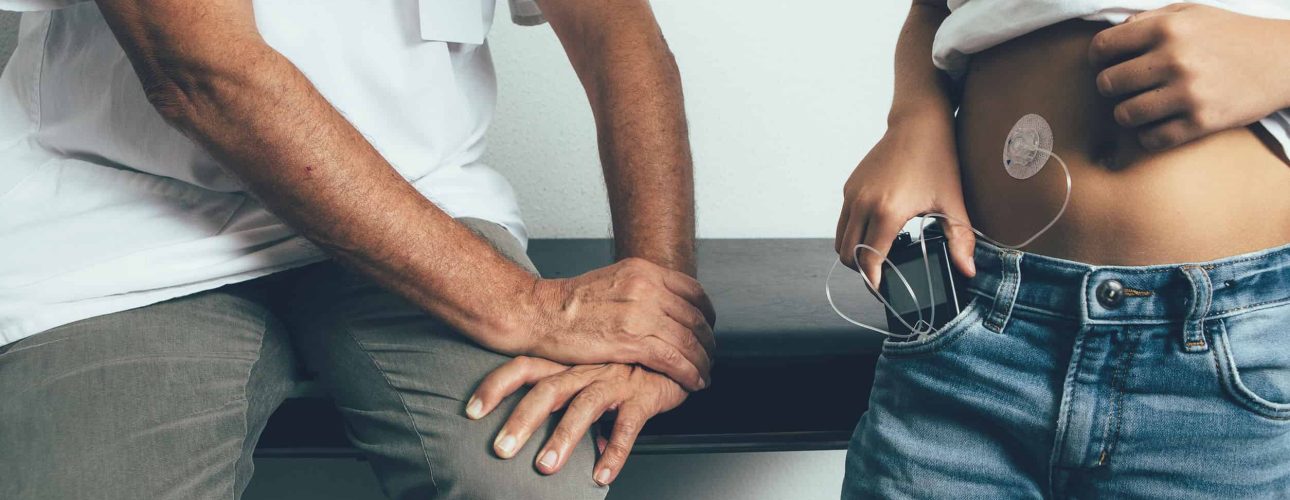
[{"left": 0, "top": 218, "right": 606, "bottom": 500}]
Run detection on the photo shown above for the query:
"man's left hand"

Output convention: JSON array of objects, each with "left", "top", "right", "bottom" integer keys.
[
  {"left": 1090, "top": 4, "right": 1290, "bottom": 151},
  {"left": 465, "top": 357, "right": 687, "bottom": 486}
]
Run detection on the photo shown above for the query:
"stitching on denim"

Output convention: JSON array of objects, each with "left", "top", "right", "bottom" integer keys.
[
  {"left": 1007, "top": 302, "right": 1078, "bottom": 320},
  {"left": 1079, "top": 272, "right": 1092, "bottom": 324},
  {"left": 986, "top": 253, "right": 1021, "bottom": 332},
  {"left": 1099, "top": 328, "right": 1140, "bottom": 466},
  {"left": 1200, "top": 270, "right": 1213, "bottom": 325},
  {"left": 1210, "top": 297, "right": 1290, "bottom": 317},
  {"left": 978, "top": 243, "right": 1290, "bottom": 287},
  {"left": 1050, "top": 325, "right": 1093, "bottom": 482},
  {"left": 975, "top": 256, "right": 1290, "bottom": 325},
  {"left": 1001, "top": 253, "right": 1022, "bottom": 330},
  {"left": 342, "top": 326, "right": 442, "bottom": 494},
  {"left": 1213, "top": 321, "right": 1290, "bottom": 420},
  {"left": 1186, "top": 268, "right": 1213, "bottom": 349},
  {"left": 1061, "top": 293, "right": 1290, "bottom": 321},
  {"left": 882, "top": 300, "right": 984, "bottom": 358},
  {"left": 983, "top": 253, "right": 1008, "bottom": 331}
]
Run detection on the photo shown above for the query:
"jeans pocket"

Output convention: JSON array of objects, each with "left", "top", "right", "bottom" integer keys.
[
  {"left": 1212, "top": 302, "right": 1290, "bottom": 420},
  {"left": 881, "top": 298, "right": 984, "bottom": 359}
]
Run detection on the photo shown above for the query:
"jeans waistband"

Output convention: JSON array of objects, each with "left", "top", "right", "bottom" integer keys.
[{"left": 969, "top": 241, "right": 1290, "bottom": 334}]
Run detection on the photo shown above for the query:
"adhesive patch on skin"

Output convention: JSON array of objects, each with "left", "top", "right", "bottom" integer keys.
[{"left": 1003, "top": 114, "right": 1054, "bottom": 180}]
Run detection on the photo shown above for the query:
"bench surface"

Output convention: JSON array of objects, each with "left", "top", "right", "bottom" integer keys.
[{"left": 257, "top": 239, "right": 889, "bottom": 456}]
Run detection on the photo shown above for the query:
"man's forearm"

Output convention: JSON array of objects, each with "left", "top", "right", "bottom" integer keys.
[
  {"left": 591, "top": 32, "right": 696, "bottom": 276},
  {"left": 544, "top": 4, "right": 697, "bottom": 276},
  {"left": 108, "top": 28, "right": 537, "bottom": 351}
]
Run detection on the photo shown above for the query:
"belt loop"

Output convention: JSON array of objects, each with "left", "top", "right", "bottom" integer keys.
[
  {"left": 1179, "top": 265, "right": 1213, "bottom": 353},
  {"left": 984, "top": 250, "right": 1022, "bottom": 333}
]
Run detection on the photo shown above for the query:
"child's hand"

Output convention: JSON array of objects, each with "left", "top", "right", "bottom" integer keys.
[
  {"left": 1090, "top": 4, "right": 1290, "bottom": 151},
  {"left": 835, "top": 114, "right": 976, "bottom": 287}
]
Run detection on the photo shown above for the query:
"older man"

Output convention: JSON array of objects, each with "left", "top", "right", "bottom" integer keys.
[{"left": 0, "top": 1, "right": 713, "bottom": 498}]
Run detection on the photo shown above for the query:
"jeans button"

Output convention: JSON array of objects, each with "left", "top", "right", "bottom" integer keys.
[{"left": 1097, "top": 279, "right": 1124, "bottom": 308}]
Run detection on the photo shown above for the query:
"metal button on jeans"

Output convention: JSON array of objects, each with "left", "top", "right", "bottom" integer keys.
[{"left": 1097, "top": 279, "right": 1125, "bottom": 308}]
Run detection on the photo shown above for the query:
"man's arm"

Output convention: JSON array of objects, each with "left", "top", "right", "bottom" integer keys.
[
  {"left": 464, "top": 2, "right": 708, "bottom": 485},
  {"left": 93, "top": 0, "right": 714, "bottom": 391},
  {"left": 537, "top": 0, "right": 699, "bottom": 277}
]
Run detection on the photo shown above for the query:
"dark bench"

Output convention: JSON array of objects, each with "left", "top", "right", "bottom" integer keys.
[{"left": 255, "top": 239, "right": 888, "bottom": 457}]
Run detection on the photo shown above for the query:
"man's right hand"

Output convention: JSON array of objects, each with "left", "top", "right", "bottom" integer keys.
[{"left": 514, "top": 258, "right": 716, "bottom": 392}]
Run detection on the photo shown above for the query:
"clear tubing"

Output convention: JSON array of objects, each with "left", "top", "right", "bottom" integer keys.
[{"left": 825, "top": 147, "right": 1071, "bottom": 340}]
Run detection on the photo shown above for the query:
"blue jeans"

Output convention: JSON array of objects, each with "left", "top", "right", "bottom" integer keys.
[{"left": 843, "top": 242, "right": 1290, "bottom": 499}]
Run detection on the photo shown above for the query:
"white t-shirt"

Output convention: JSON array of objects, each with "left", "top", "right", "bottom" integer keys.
[
  {"left": 0, "top": 0, "right": 544, "bottom": 345},
  {"left": 933, "top": 0, "right": 1290, "bottom": 158}
]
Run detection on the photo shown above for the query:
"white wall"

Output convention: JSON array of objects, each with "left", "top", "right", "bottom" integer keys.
[
  {"left": 487, "top": 0, "right": 905, "bottom": 238},
  {"left": 0, "top": 2, "right": 903, "bottom": 498}
]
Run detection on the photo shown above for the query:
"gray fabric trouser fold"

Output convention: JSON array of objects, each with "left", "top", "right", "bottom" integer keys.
[{"left": 0, "top": 218, "right": 606, "bottom": 500}]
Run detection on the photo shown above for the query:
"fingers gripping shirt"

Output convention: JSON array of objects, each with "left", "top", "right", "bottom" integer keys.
[{"left": 933, "top": 0, "right": 1290, "bottom": 159}]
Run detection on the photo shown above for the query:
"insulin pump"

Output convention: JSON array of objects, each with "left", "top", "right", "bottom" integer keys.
[
  {"left": 876, "top": 223, "right": 971, "bottom": 337},
  {"left": 827, "top": 113, "right": 1070, "bottom": 340}
]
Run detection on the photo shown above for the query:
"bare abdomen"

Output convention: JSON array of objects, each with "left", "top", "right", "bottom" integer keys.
[{"left": 956, "top": 21, "right": 1290, "bottom": 265}]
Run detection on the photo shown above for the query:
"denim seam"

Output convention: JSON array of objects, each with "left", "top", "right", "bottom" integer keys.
[
  {"left": 1067, "top": 295, "right": 1290, "bottom": 323},
  {"left": 1050, "top": 325, "right": 1093, "bottom": 496},
  {"left": 979, "top": 242, "right": 1290, "bottom": 280},
  {"left": 1209, "top": 297, "right": 1290, "bottom": 317},
  {"left": 881, "top": 299, "right": 984, "bottom": 358},
  {"left": 1006, "top": 302, "right": 1079, "bottom": 321},
  {"left": 1182, "top": 267, "right": 1213, "bottom": 351},
  {"left": 1079, "top": 272, "right": 1091, "bottom": 325},
  {"left": 985, "top": 252, "right": 1020, "bottom": 332},
  {"left": 1212, "top": 321, "right": 1290, "bottom": 420},
  {"left": 1098, "top": 328, "right": 1140, "bottom": 466},
  {"left": 341, "top": 326, "right": 442, "bottom": 494},
  {"left": 231, "top": 307, "right": 271, "bottom": 500}
]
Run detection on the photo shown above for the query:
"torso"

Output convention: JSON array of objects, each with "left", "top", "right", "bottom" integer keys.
[{"left": 956, "top": 20, "right": 1290, "bottom": 266}]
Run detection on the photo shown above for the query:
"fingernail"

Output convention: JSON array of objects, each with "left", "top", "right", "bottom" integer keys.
[
  {"left": 698, "top": 378, "right": 708, "bottom": 390},
  {"left": 538, "top": 450, "right": 559, "bottom": 469},
  {"left": 595, "top": 467, "right": 612, "bottom": 486},
  {"left": 465, "top": 397, "right": 483, "bottom": 419},
  {"left": 495, "top": 434, "right": 517, "bottom": 458}
]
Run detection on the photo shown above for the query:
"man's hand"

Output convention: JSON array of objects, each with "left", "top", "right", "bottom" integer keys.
[
  {"left": 1091, "top": 4, "right": 1290, "bottom": 151},
  {"left": 466, "top": 357, "right": 687, "bottom": 486},
  {"left": 519, "top": 258, "right": 716, "bottom": 392}
]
